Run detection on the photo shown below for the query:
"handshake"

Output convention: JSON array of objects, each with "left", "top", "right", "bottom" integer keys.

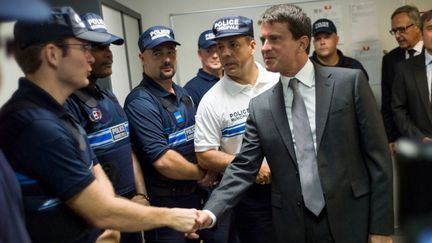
[{"left": 165, "top": 208, "right": 213, "bottom": 238}]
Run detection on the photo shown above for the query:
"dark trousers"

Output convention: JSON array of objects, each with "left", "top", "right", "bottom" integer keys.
[
  {"left": 144, "top": 193, "right": 202, "bottom": 243},
  {"left": 233, "top": 184, "right": 274, "bottom": 243},
  {"left": 304, "top": 207, "right": 335, "bottom": 243}
]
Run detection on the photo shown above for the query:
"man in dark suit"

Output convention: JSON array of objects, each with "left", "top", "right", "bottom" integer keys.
[
  {"left": 381, "top": 5, "right": 423, "bottom": 152},
  {"left": 392, "top": 10, "right": 432, "bottom": 142},
  {"left": 195, "top": 4, "right": 394, "bottom": 243}
]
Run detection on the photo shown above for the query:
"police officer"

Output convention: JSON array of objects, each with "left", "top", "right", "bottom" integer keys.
[
  {"left": 194, "top": 16, "right": 279, "bottom": 243},
  {"left": 184, "top": 29, "right": 222, "bottom": 107},
  {"left": 310, "top": 18, "right": 369, "bottom": 79},
  {"left": 0, "top": 7, "right": 199, "bottom": 243},
  {"left": 124, "top": 25, "right": 213, "bottom": 243},
  {"left": 0, "top": 0, "right": 49, "bottom": 242},
  {"left": 66, "top": 12, "right": 149, "bottom": 243}
]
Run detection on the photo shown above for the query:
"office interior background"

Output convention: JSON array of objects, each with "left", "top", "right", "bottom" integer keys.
[{"left": 0, "top": 0, "right": 431, "bottom": 106}]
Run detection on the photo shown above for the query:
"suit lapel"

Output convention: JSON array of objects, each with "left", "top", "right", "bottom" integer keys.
[
  {"left": 412, "top": 54, "right": 432, "bottom": 123},
  {"left": 314, "top": 64, "right": 335, "bottom": 150},
  {"left": 269, "top": 81, "right": 297, "bottom": 164}
]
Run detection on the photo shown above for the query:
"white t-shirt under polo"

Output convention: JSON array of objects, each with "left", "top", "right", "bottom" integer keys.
[{"left": 194, "top": 62, "right": 279, "bottom": 154}]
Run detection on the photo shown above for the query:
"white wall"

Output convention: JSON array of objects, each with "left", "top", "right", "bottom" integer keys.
[
  {"left": 1, "top": 0, "right": 431, "bottom": 106},
  {"left": 102, "top": 5, "right": 130, "bottom": 105},
  {"left": 120, "top": 0, "right": 430, "bottom": 53},
  {"left": 0, "top": 22, "right": 20, "bottom": 106},
  {"left": 116, "top": 0, "right": 431, "bottom": 106}
]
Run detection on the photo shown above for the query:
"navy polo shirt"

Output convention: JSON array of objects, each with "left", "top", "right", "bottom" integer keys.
[
  {"left": 0, "top": 78, "right": 99, "bottom": 242},
  {"left": 66, "top": 84, "right": 135, "bottom": 196},
  {"left": 184, "top": 68, "right": 219, "bottom": 107},
  {"left": 0, "top": 149, "right": 31, "bottom": 243},
  {"left": 311, "top": 49, "right": 369, "bottom": 80},
  {"left": 124, "top": 74, "right": 197, "bottom": 194}
]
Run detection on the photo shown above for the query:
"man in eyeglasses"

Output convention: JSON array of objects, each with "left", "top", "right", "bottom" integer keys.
[
  {"left": 0, "top": 7, "right": 200, "bottom": 243},
  {"left": 392, "top": 10, "right": 432, "bottom": 142},
  {"left": 381, "top": 5, "right": 423, "bottom": 154}
]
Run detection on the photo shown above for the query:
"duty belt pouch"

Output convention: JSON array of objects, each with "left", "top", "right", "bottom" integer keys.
[{"left": 24, "top": 196, "right": 91, "bottom": 243}]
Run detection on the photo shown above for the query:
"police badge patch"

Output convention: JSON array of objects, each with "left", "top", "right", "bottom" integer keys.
[{"left": 89, "top": 108, "right": 102, "bottom": 122}]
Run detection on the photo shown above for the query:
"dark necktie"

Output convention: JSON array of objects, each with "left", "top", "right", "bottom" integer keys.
[
  {"left": 289, "top": 78, "right": 325, "bottom": 216},
  {"left": 407, "top": 49, "right": 415, "bottom": 59}
]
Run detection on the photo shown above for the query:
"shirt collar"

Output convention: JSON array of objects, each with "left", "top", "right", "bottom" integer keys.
[
  {"left": 222, "top": 62, "right": 274, "bottom": 96},
  {"left": 425, "top": 50, "right": 432, "bottom": 66},
  {"left": 197, "top": 68, "right": 220, "bottom": 82},
  {"left": 79, "top": 83, "right": 103, "bottom": 98},
  {"left": 141, "top": 73, "right": 181, "bottom": 99},
  {"left": 410, "top": 40, "right": 424, "bottom": 56},
  {"left": 14, "top": 78, "right": 67, "bottom": 116},
  {"left": 311, "top": 49, "right": 344, "bottom": 67},
  {"left": 280, "top": 59, "right": 315, "bottom": 88}
]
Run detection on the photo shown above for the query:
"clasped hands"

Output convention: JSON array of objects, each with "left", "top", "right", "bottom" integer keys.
[{"left": 167, "top": 208, "right": 213, "bottom": 239}]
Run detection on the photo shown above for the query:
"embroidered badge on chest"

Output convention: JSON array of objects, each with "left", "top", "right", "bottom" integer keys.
[
  {"left": 173, "top": 111, "right": 184, "bottom": 123},
  {"left": 89, "top": 108, "right": 102, "bottom": 122}
]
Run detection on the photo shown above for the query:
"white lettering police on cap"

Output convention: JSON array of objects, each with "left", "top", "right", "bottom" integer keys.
[
  {"left": 150, "top": 29, "right": 171, "bottom": 40},
  {"left": 88, "top": 18, "right": 107, "bottom": 30},
  {"left": 214, "top": 18, "right": 240, "bottom": 31},
  {"left": 205, "top": 33, "right": 215, "bottom": 40},
  {"left": 72, "top": 13, "right": 86, "bottom": 28},
  {"left": 315, "top": 22, "right": 329, "bottom": 28}
]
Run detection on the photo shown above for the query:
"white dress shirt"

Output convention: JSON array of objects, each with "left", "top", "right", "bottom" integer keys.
[
  {"left": 405, "top": 40, "right": 423, "bottom": 59},
  {"left": 280, "top": 59, "right": 317, "bottom": 154},
  {"left": 426, "top": 50, "right": 432, "bottom": 102}
]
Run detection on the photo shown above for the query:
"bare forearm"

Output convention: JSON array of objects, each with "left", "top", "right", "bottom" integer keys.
[
  {"left": 68, "top": 179, "right": 197, "bottom": 232},
  {"left": 93, "top": 164, "right": 115, "bottom": 196},
  {"left": 131, "top": 151, "right": 147, "bottom": 194},
  {"left": 197, "top": 150, "right": 235, "bottom": 172},
  {"left": 95, "top": 197, "right": 179, "bottom": 231},
  {"left": 154, "top": 150, "right": 204, "bottom": 180}
]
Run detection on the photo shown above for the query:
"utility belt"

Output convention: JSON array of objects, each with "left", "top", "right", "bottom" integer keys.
[{"left": 147, "top": 183, "right": 197, "bottom": 197}]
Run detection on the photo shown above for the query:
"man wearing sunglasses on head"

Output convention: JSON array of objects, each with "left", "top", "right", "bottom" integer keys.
[{"left": 381, "top": 5, "right": 423, "bottom": 155}]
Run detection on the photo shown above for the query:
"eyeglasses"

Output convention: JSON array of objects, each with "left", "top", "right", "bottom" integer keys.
[
  {"left": 389, "top": 24, "right": 415, "bottom": 35},
  {"left": 57, "top": 43, "right": 92, "bottom": 52}
]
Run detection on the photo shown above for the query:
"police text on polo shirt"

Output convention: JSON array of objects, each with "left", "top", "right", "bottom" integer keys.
[{"left": 230, "top": 108, "right": 249, "bottom": 122}]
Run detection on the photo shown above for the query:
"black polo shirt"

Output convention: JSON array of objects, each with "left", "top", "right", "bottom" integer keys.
[
  {"left": 311, "top": 49, "right": 369, "bottom": 80},
  {"left": 184, "top": 68, "right": 219, "bottom": 107}
]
